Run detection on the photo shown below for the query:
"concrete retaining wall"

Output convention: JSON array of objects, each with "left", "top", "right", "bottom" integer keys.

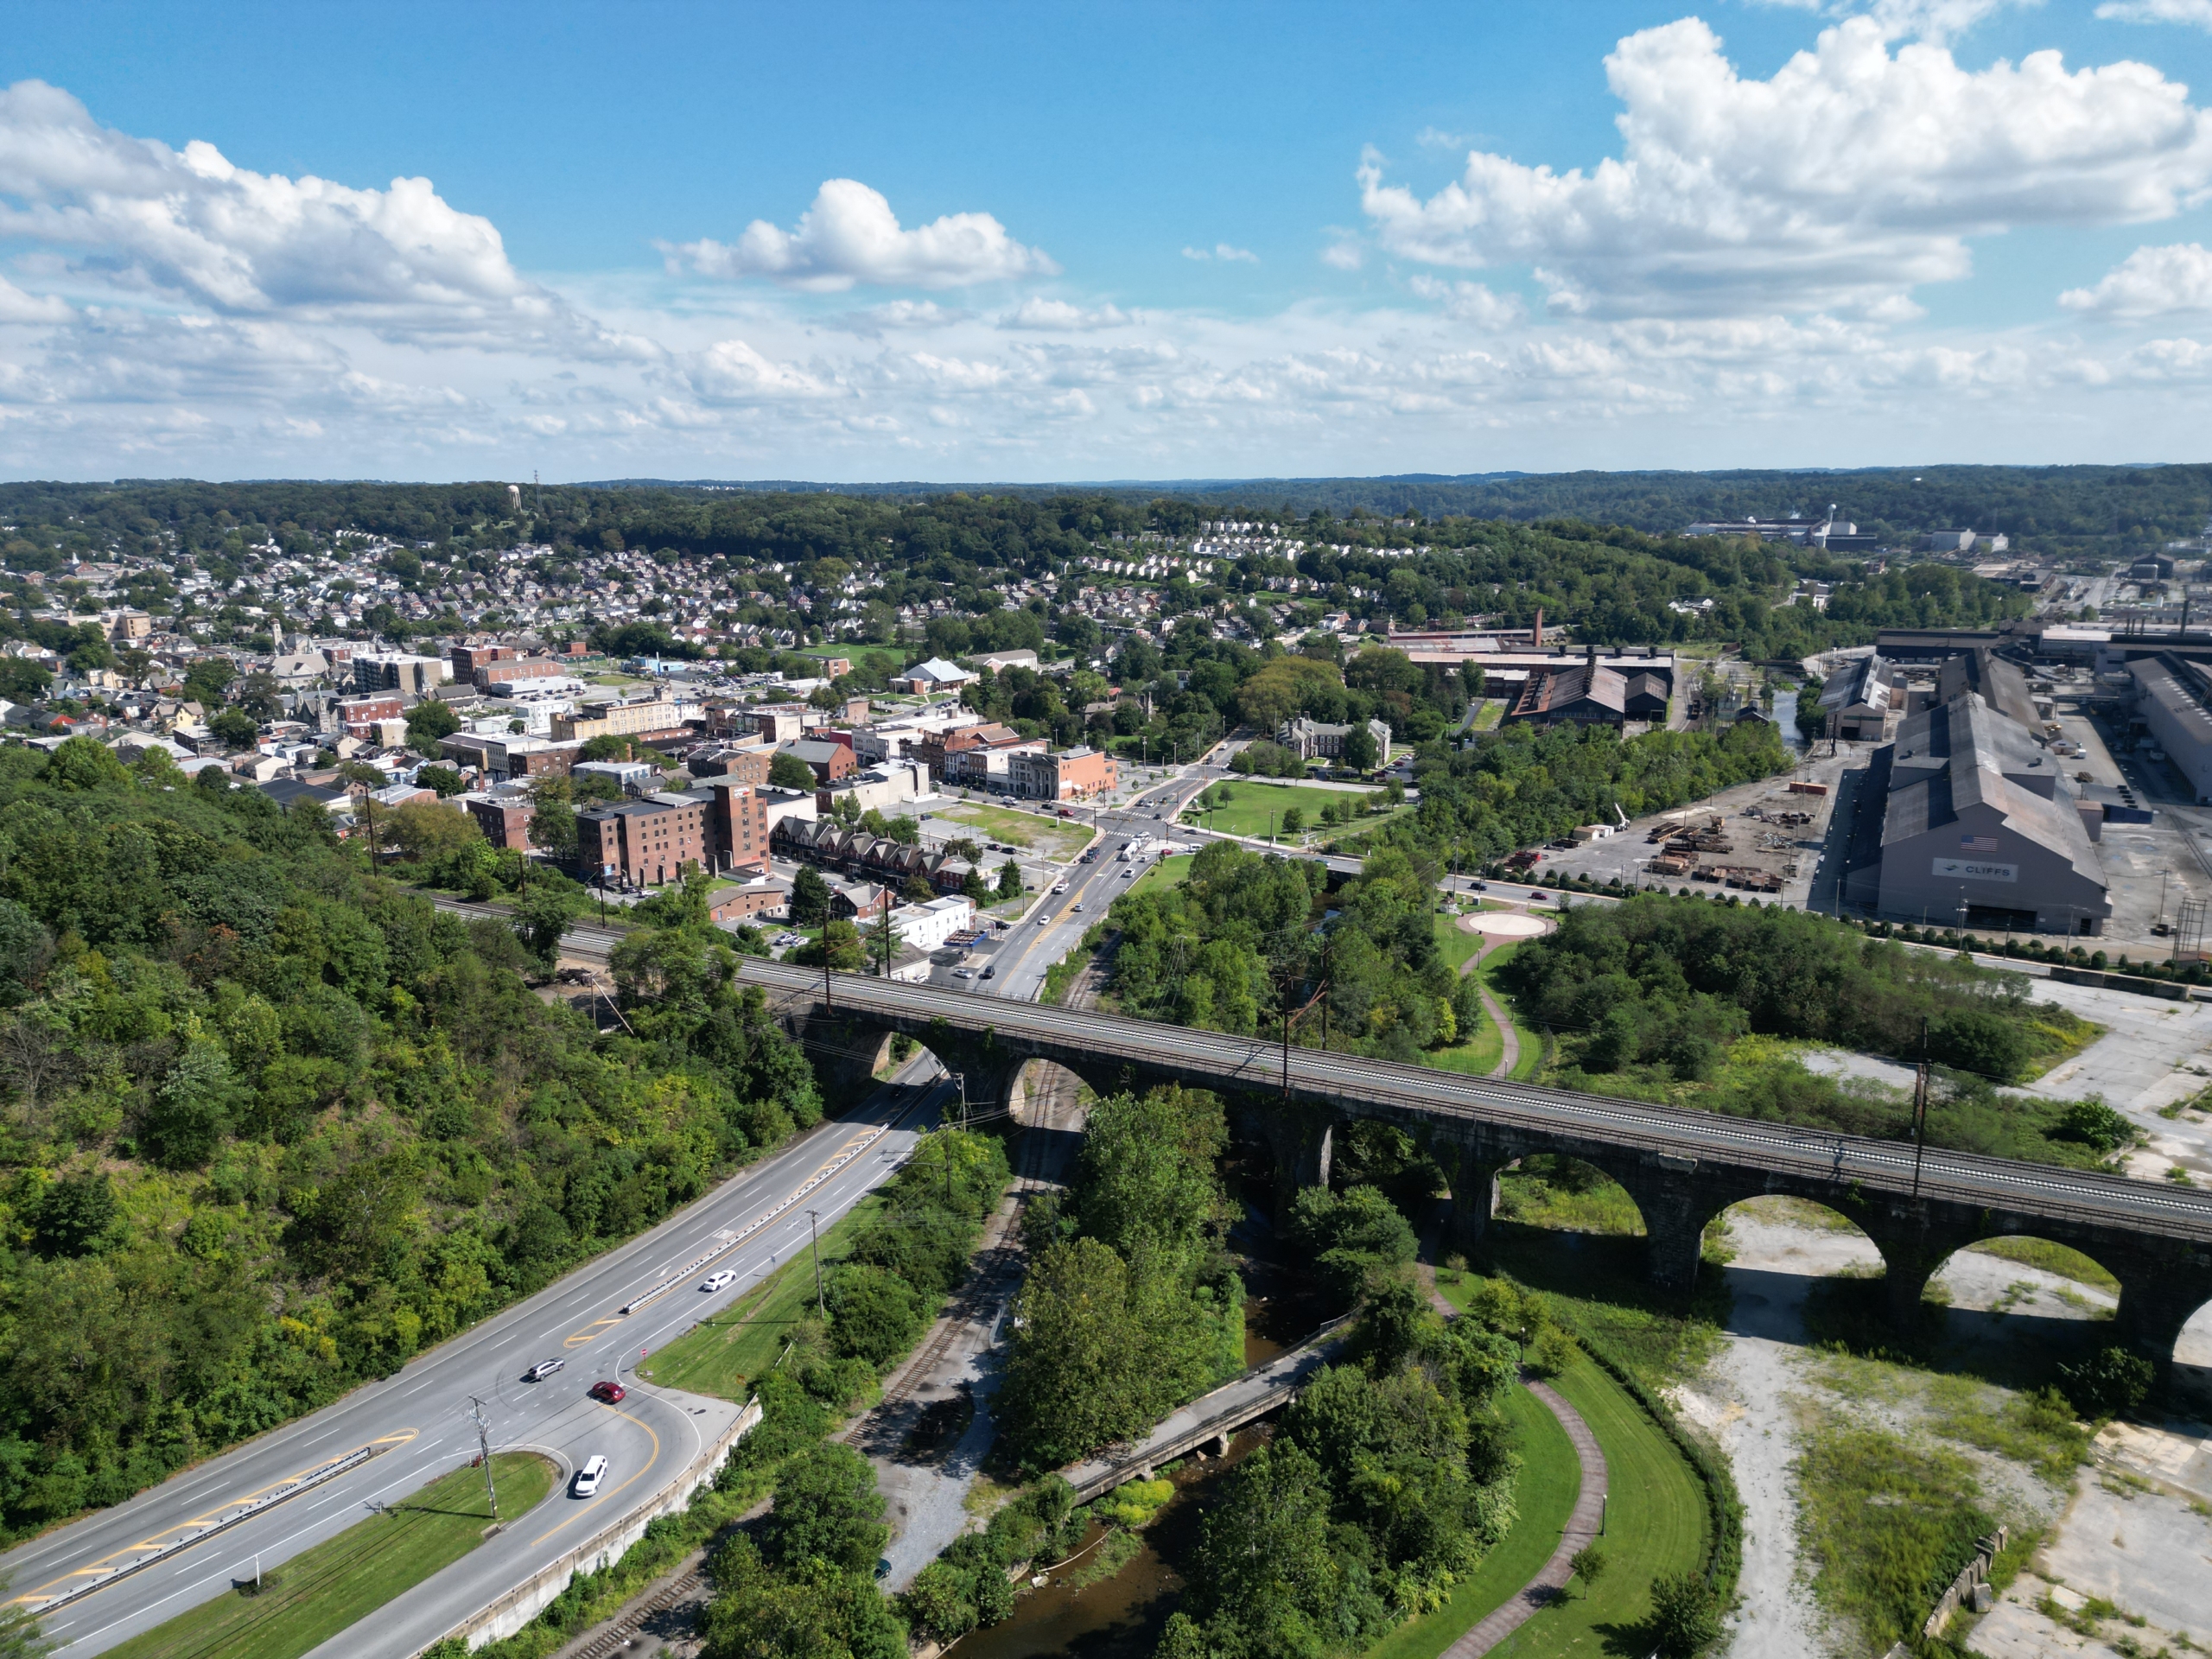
[{"left": 423, "top": 1395, "right": 762, "bottom": 1654}]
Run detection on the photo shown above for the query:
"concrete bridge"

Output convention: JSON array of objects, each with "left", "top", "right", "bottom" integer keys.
[
  {"left": 1058, "top": 1320, "right": 1351, "bottom": 1502},
  {"left": 741, "top": 961, "right": 2212, "bottom": 1370}
]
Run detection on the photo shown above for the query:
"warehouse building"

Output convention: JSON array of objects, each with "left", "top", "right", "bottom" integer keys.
[
  {"left": 1841, "top": 691, "right": 2109, "bottom": 935},
  {"left": 2126, "top": 653, "right": 2212, "bottom": 805}
]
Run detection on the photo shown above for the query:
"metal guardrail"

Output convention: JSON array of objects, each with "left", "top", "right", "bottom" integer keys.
[
  {"left": 741, "top": 961, "right": 2212, "bottom": 1244},
  {"left": 16, "top": 1443, "right": 379, "bottom": 1614}
]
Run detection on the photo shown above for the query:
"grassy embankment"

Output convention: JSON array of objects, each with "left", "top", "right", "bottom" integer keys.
[
  {"left": 105, "top": 1455, "right": 554, "bottom": 1659},
  {"left": 638, "top": 1194, "right": 886, "bottom": 1400},
  {"left": 1366, "top": 1384, "right": 1579, "bottom": 1659},
  {"left": 1127, "top": 852, "right": 1196, "bottom": 900}
]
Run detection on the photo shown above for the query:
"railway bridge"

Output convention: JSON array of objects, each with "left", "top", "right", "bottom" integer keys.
[{"left": 741, "top": 961, "right": 2212, "bottom": 1366}]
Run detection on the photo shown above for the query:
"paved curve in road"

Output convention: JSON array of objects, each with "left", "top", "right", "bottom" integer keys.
[
  {"left": 0, "top": 1064, "right": 950, "bottom": 1658},
  {"left": 735, "top": 960, "right": 2212, "bottom": 1244}
]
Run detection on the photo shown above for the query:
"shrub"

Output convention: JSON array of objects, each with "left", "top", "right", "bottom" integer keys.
[
  {"left": 2057, "top": 1345, "right": 2153, "bottom": 1421},
  {"left": 1649, "top": 1571, "right": 1722, "bottom": 1656}
]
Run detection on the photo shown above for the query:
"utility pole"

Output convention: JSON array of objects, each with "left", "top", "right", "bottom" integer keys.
[
  {"left": 805, "top": 1211, "right": 825, "bottom": 1316},
  {"left": 823, "top": 951, "right": 832, "bottom": 1013},
  {"left": 469, "top": 1396, "right": 498, "bottom": 1520},
  {"left": 1911, "top": 1016, "right": 1931, "bottom": 1199}
]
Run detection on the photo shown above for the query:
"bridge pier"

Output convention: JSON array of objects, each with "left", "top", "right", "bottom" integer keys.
[
  {"left": 1259, "top": 1106, "right": 1337, "bottom": 1223},
  {"left": 2107, "top": 1248, "right": 2212, "bottom": 1371},
  {"left": 1611, "top": 1157, "right": 1732, "bottom": 1296},
  {"left": 1445, "top": 1148, "right": 1505, "bottom": 1255}
]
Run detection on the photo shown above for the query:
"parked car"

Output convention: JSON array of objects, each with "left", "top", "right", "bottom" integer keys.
[
  {"left": 588, "top": 1380, "right": 626, "bottom": 1404},
  {"left": 523, "top": 1357, "right": 565, "bottom": 1383},
  {"left": 572, "top": 1454, "right": 610, "bottom": 1496},
  {"left": 702, "top": 1269, "right": 737, "bottom": 1292}
]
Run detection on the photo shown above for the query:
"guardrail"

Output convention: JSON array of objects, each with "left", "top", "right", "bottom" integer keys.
[
  {"left": 420, "top": 1395, "right": 762, "bottom": 1653},
  {"left": 16, "top": 1443, "right": 380, "bottom": 1614},
  {"left": 620, "top": 1125, "right": 889, "bottom": 1314}
]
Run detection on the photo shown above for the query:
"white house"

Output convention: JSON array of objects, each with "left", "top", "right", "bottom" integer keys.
[{"left": 891, "top": 894, "right": 976, "bottom": 952}]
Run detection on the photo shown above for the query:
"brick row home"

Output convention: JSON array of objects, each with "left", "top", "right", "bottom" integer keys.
[{"left": 772, "top": 818, "right": 979, "bottom": 894}]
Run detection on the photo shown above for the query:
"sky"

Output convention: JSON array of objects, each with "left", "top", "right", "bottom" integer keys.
[{"left": 6, "top": 0, "right": 2212, "bottom": 484}]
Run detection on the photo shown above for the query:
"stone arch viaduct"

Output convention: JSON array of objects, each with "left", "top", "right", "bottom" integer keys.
[{"left": 743, "top": 961, "right": 2212, "bottom": 1368}]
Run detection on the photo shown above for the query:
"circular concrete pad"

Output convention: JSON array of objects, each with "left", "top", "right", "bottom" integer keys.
[{"left": 1463, "top": 912, "right": 1548, "bottom": 938}]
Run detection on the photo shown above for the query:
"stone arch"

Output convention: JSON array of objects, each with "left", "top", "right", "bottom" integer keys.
[
  {"left": 1707, "top": 1194, "right": 1887, "bottom": 1338},
  {"left": 1494, "top": 1152, "right": 1650, "bottom": 1241}
]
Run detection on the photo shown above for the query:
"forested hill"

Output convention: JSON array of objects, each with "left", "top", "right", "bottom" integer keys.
[
  {"left": 6, "top": 462, "right": 2207, "bottom": 563},
  {"left": 0, "top": 740, "right": 819, "bottom": 1542}
]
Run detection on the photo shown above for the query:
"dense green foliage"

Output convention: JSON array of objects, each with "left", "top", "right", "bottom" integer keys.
[
  {"left": 1110, "top": 842, "right": 1482, "bottom": 1061},
  {"left": 0, "top": 740, "right": 821, "bottom": 1541},
  {"left": 1385, "top": 717, "right": 1790, "bottom": 873},
  {"left": 831, "top": 1126, "right": 1007, "bottom": 1367},
  {"left": 998, "top": 1088, "right": 1242, "bottom": 1466},
  {"left": 1157, "top": 1275, "right": 1522, "bottom": 1658},
  {"left": 1493, "top": 894, "right": 2126, "bottom": 1169}
]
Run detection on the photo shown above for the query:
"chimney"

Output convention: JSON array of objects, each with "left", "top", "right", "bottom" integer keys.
[{"left": 1533, "top": 607, "right": 1544, "bottom": 647}]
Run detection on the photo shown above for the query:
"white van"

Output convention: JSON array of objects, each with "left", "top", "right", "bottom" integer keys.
[{"left": 572, "top": 1455, "right": 609, "bottom": 1497}]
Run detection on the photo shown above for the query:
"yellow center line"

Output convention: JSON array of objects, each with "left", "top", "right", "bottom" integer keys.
[
  {"left": 12, "top": 1427, "right": 420, "bottom": 1601},
  {"left": 528, "top": 1405, "right": 662, "bottom": 1548},
  {"left": 564, "top": 1317, "right": 622, "bottom": 1349}
]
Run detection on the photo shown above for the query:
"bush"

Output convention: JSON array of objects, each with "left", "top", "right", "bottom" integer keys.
[
  {"left": 2056, "top": 1098, "right": 2133, "bottom": 1154},
  {"left": 1526, "top": 1325, "right": 1580, "bottom": 1377},
  {"left": 1649, "top": 1571, "right": 1722, "bottom": 1656},
  {"left": 827, "top": 1263, "right": 926, "bottom": 1369},
  {"left": 2057, "top": 1345, "right": 2153, "bottom": 1421}
]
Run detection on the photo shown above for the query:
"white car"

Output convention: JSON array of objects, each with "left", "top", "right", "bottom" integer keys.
[
  {"left": 1052, "top": 881, "right": 1069, "bottom": 893},
  {"left": 702, "top": 1268, "right": 737, "bottom": 1292},
  {"left": 572, "top": 1454, "right": 609, "bottom": 1497}
]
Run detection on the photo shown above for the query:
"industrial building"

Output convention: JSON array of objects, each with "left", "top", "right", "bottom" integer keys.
[
  {"left": 1840, "top": 672, "right": 2111, "bottom": 937},
  {"left": 2126, "top": 653, "right": 2212, "bottom": 804}
]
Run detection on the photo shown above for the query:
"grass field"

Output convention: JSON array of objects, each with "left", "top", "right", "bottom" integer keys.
[
  {"left": 1471, "top": 699, "right": 1506, "bottom": 732},
  {"left": 1484, "top": 1357, "right": 1708, "bottom": 1659},
  {"left": 104, "top": 1454, "right": 554, "bottom": 1659},
  {"left": 931, "top": 802, "right": 1095, "bottom": 863},
  {"left": 1127, "top": 853, "right": 1196, "bottom": 899},
  {"left": 1368, "top": 1385, "right": 1580, "bottom": 1659},
  {"left": 637, "top": 1196, "right": 887, "bottom": 1400},
  {"left": 1183, "top": 781, "right": 1381, "bottom": 841},
  {"left": 1423, "top": 936, "right": 1539, "bottom": 1081},
  {"left": 1964, "top": 1236, "right": 2121, "bottom": 1292}
]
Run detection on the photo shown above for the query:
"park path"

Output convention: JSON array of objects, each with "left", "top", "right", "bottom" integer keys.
[
  {"left": 1443, "top": 1379, "right": 1607, "bottom": 1658},
  {"left": 1415, "top": 1260, "right": 1607, "bottom": 1658},
  {"left": 1457, "top": 908, "right": 1551, "bottom": 1078}
]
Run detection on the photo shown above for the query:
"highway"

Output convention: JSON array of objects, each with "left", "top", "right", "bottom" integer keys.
[
  {"left": 737, "top": 959, "right": 2212, "bottom": 1244},
  {"left": 0, "top": 1061, "right": 953, "bottom": 1658}
]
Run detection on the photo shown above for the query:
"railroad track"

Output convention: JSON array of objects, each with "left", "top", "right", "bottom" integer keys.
[
  {"left": 862, "top": 1059, "right": 1084, "bottom": 1422},
  {"left": 562, "top": 1563, "right": 707, "bottom": 1659}
]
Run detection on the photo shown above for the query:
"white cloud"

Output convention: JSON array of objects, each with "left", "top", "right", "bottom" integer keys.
[
  {"left": 1319, "top": 238, "right": 1364, "bottom": 270},
  {"left": 674, "top": 338, "right": 826, "bottom": 403},
  {"left": 1409, "top": 276, "right": 1527, "bottom": 327},
  {"left": 661, "top": 179, "right": 1056, "bottom": 292},
  {"left": 1360, "top": 17, "right": 2212, "bottom": 318},
  {"left": 1181, "top": 243, "right": 1259, "bottom": 263},
  {"left": 2061, "top": 242, "right": 2212, "bottom": 315},
  {"left": 0, "top": 273, "right": 70, "bottom": 324},
  {"left": 1746, "top": 0, "right": 2036, "bottom": 41},
  {"left": 823, "top": 299, "right": 968, "bottom": 337},
  {"left": 2096, "top": 0, "right": 2212, "bottom": 27},
  {"left": 0, "top": 80, "right": 556, "bottom": 327},
  {"left": 998, "top": 297, "right": 1132, "bottom": 331}
]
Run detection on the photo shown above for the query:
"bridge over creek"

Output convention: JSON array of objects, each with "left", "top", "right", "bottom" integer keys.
[{"left": 740, "top": 959, "right": 2212, "bottom": 1369}]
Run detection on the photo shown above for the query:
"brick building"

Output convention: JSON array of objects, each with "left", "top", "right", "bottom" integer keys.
[
  {"left": 783, "top": 740, "right": 856, "bottom": 785},
  {"left": 1009, "top": 745, "right": 1118, "bottom": 801},
  {"left": 462, "top": 794, "right": 533, "bottom": 850},
  {"left": 450, "top": 644, "right": 516, "bottom": 679},
  {"left": 577, "top": 794, "right": 710, "bottom": 887},
  {"left": 337, "top": 695, "right": 404, "bottom": 739}
]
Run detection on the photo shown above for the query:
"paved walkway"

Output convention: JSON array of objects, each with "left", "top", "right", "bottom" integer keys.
[
  {"left": 1456, "top": 907, "right": 1551, "bottom": 1078},
  {"left": 1444, "top": 1377, "right": 1607, "bottom": 1657}
]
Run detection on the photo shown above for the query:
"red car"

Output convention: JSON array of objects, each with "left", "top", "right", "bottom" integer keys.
[{"left": 588, "top": 1381, "right": 626, "bottom": 1404}]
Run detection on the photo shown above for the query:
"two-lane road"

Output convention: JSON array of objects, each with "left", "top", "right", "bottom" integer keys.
[{"left": 4, "top": 1062, "right": 952, "bottom": 1658}]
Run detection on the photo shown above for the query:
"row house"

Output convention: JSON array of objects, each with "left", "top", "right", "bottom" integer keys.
[{"left": 772, "top": 818, "right": 978, "bottom": 896}]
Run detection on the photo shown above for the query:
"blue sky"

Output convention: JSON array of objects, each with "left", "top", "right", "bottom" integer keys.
[{"left": 6, "top": 0, "right": 2212, "bottom": 480}]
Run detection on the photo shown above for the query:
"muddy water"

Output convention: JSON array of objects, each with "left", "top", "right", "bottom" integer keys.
[{"left": 949, "top": 1428, "right": 1262, "bottom": 1659}]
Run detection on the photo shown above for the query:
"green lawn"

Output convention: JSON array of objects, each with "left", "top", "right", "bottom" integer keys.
[
  {"left": 103, "top": 1454, "right": 554, "bottom": 1659},
  {"left": 1368, "top": 1385, "right": 1580, "bottom": 1659},
  {"left": 1472, "top": 699, "right": 1507, "bottom": 732},
  {"left": 1421, "top": 932, "right": 1535, "bottom": 1080},
  {"left": 1127, "top": 853, "right": 1196, "bottom": 899},
  {"left": 1484, "top": 1357, "right": 1708, "bottom": 1659},
  {"left": 1183, "top": 781, "right": 1381, "bottom": 842},
  {"left": 932, "top": 802, "right": 1095, "bottom": 862},
  {"left": 637, "top": 1196, "right": 887, "bottom": 1400}
]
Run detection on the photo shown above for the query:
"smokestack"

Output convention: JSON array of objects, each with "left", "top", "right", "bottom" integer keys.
[{"left": 1534, "top": 607, "right": 1544, "bottom": 647}]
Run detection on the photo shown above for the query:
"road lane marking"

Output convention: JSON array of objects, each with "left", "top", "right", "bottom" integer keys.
[
  {"left": 528, "top": 1408, "right": 662, "bottom": 1548},
  {"left": 563, "top": 1317, "right": 623, "bottom": 1349}
]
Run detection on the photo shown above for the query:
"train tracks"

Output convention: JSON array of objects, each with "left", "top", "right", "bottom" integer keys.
[{"left": 558, "top": 1561, "right": 708, "bottom": 1659}]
